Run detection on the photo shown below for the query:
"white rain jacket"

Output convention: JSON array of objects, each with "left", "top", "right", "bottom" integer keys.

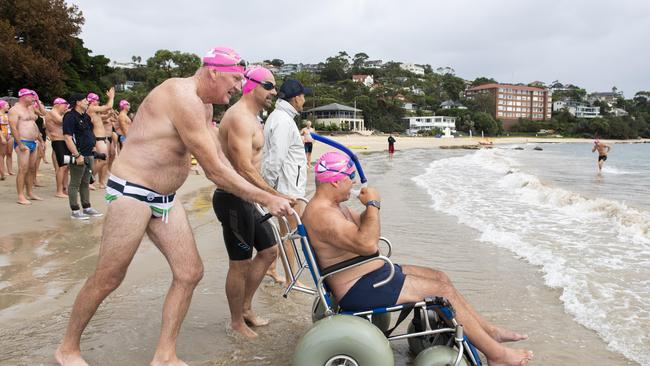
[{"left": 262, "top": 99, "right": 307, "bottom": 197}]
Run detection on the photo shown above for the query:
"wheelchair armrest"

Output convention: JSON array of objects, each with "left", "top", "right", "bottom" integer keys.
[{"left": 378, "top": 237, "right": 392, "bottom": 258}]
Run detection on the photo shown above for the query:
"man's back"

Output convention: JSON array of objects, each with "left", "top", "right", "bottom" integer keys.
[{"left": 111, "top": 77, "right": 209, "bottom": 194}]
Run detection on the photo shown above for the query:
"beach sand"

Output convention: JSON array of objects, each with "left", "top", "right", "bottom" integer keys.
[{"left": 0, "top": 135, "right": 643, "bottom": 365}]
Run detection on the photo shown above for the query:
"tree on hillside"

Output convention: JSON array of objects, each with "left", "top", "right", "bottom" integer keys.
[
  {"left": 63, "top": 37, "right": 113, "bottom": 95},
  {"left": 144, "top": 50, "right": 201, "bottom": 88},
  {"left": 0, "top": 0, "right": 84, "bottom": 99},
  {"left": 321, "top": 51, "right": 351, "bottom": 82},
  {"left": 352, "top": 52, "right": 369, "bottom": 69},
  {"left": 471, "top": 77, "right": 497, "bottom": 87},
  {"left": 270, "top": 59, "right": 284, "bottom": 67}
]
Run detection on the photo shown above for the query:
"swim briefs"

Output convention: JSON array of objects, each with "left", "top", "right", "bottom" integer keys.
[{"left": 337, "top": 262, "right": 406, "bottom": 312}]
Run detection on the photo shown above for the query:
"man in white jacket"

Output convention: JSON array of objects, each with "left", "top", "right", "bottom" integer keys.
[{"left": 262, "top": 79, "right": 312, "bottom": 285}]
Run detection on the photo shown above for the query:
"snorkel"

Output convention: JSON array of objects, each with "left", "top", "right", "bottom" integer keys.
[{"left": 310, "top": 132, "right": 368, "bottom": 190}]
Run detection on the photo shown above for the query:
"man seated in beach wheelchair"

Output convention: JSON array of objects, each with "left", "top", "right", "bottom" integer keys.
[{"left": 284, "top": 151, "right": 533, "bottom": 366}]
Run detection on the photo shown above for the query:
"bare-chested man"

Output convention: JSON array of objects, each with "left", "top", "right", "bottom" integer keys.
[
  {"left": 0, "top": 100, "right": 10, "bottom": 180},
  {"left": 86, "top": 87, "right": 115, "bottom": 188},
  {"left": 8, "top": 89, "right": 44, "bottom": 204},
  {"left": 212, "top": 66, "right": 290, "bottom": 338},
  {"left": 117, "top": 99, "right": 132, "bottom": 148},
  {"left": 45, "top": 97, "right": 71, "bottom": 198},
  {"left": 104, "top": 109, "right": 118, "bottom": 172},
  {"left": 303, "top": 151, "right": 534, "bottom": 366},
  {"left": 300, "top": 120, "right": 315, "bottom": 168},
  {"left": 592, "top": 139, "right": 611, "bottom": 172},
  {"left": 55, "top": 46, "right": 292, "bottom": 366}
]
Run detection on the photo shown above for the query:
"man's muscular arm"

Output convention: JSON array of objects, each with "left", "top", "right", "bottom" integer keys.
[
  {"left": 89, "top": 87, "right": 115, "bottom": 114},
  {"left": 173, "top": 99, "right": 290, "bottom": 216},
  {"left": 224, "top": 114, "right": 288, "bottom": 197},
  {"left": 7, "top": 109, "right": 24, "bottom": 149},
  {"left": 311, "top": 188, "right": 381, "bottom": 256}
]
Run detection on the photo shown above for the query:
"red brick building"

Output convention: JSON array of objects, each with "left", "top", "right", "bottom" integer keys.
[{"left": 466, "top": 83, "right": 552, "bottom": 130}]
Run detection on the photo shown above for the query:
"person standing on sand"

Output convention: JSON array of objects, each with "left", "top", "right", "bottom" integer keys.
[
  {"left": 388, "top": 133, "right": 396, "bottom": 160},
  {"left": 45, "top": 97, "right": 71, "bottom": 198},
  {"left": 55, "top": 46, "right": 292, "bottom": 366},
  {"left": 592, "top": 139, "right": 611, "bottom": 172},
  {"left": 0, "top": 99, "right": 10, "bottom": 180},
  {"left": 62, "top": 93, "right": 102, "bottom": 220},
  {"left": 300, "top": 120, "right": 315, "bottom": 168},
  {"left": 7, "top": 89, "right": 44, "bottom": 205},
  {"left": 86, "top": 88, "right": 115, "bottom": 189},
  {"left": 262, "top": 79, "right": 312, "bottom": 286},
  {"left": 213, "top": 66, "right": 292, "bottom": 338}
]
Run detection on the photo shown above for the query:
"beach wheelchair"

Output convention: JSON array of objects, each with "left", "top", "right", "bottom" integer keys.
[{"left": 259, "top": 201, "right": 482, "bottom": 366}]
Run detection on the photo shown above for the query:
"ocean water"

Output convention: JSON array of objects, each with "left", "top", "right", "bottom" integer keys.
[{"left": 412, "top": 142, "right": 650, "bottom": 365}]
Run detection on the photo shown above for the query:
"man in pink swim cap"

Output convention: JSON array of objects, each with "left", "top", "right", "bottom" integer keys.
[
  {"left": 45, "top": 97, "right": 71, "bottom": 198},
  {"left": 213, "top": 65, "right": 293, "bottom": 338},
  {"left": 302, "top": 153, "right": 534, "bottom": 366},
  {"left": 85, "top": 88, "right": 115, "bottom": 189},
  {"left": 55, "top": 48, "right": 292, "bottom": 366},
  {"left": 7, "top": 88, "right": 45, "bottom": 204}
]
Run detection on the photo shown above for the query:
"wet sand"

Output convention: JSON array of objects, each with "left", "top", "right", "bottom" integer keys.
[{"left": 0, "top": 136, "right": 644, "bottom": 365}]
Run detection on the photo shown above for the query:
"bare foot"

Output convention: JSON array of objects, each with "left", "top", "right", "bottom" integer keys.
[
  {"left": 488, "top": 347, "right": 533, "bottom": 366},
  {"left": 8, "top": 171, "right": 15, "bottom": 175},
  {"left": 229, "top": 321, "right": 258, "bottom": 338},
  {"left": 490, "top": 326, "right": 528, "bottom": 343},
  {"left": 265, "top": 270, "right": 285, "bottom": 284},
  {"left": 54, "top": 347, "right": 89, "bottom": 366},
  {"left": 34, "top": 182, "right": 45, "bottom": 187},
  {"left": 98, "top": 183, "right": 106, "bottom": 189},
  {"left": 28, "top": 194, "right": 43, "bottom": 201},
  {"left": 55, "top": 192, "right": 69, "bottom": 198},
  {"left": 17, "top": 197, "right": 31, "bottom": 205},
  {"left": 88, "top": 184, "right": 97, "bottom": 191},
  {"left": 243, "top": 310, "right": 270, "bottom": 327},
  {"left": 150, "top": 356, "right": 189, "bottom": 366}
]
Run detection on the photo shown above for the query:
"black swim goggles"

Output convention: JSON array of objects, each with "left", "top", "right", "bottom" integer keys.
[{"left": 245, "top": 75, "right": 276, "bottom": 91}]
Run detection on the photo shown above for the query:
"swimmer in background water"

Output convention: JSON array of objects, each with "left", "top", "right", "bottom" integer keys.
[{"left": 592, "top": 139, "right": 611, "bottom": 172}]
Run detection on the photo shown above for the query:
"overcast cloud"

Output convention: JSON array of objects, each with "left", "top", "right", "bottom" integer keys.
[{"left": 70, "top": 0, "right": 650, "bottom": 96}]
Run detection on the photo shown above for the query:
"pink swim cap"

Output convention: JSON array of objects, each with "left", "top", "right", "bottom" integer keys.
[
  {"left": 119, "top": 99, "right": 130, "bottom": 110},
  {"left": 0, "top": 100, "right": 8, "bottom": 109},
  {"left": 242, "top": 66, "right": 273, "bottom": 95},
  {"left": 202, "top": 46, "right": 246, "bottom": 73},
  {"left": 315, "top": 151, "right": 356, "bottom": 183},
  {"left": 53, "top": 97, "right": 69, "bottom": 107},
  {"left": 18, "top": 88, "right": 36, "bottom": 98},
  {"left": 87, "top": 92, "right": 99, "bottom": 102}
]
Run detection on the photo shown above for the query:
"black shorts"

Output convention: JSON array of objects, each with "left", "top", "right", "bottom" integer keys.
[
  {"left": 212, "top": 189, "right": 276, "bottom": 261},
  {"left": 304, "top": 142, "right": 313, "bottom": 153},
  {"left": 52, "top": 140, "right": 70, "bottom": 166},
  {"left": 598, "top": 155, "right": 607, "bottom": 162}
]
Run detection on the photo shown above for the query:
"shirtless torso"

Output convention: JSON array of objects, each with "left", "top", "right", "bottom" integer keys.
[
  {"left": 117, "top": 109, "right": 131, "bottom": 137},
  {"left": 45, "top": 106, "right": 66, "bottom": 141},
  {"left": 8, "top": 95, "right": 43, "bottom": 204},
  {"left": 300, "top": 125, "right": 314, "bottom": 143},
  {"left": 303, "top": 198, "right": 383, "bottom": 300}
]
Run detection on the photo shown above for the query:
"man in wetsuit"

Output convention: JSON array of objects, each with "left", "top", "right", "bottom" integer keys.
[
  {"left": 86, "top": 88, "right": 115, "bottom": 188},
  {"left": 592, "top": 139, "right": 611, "bottom": 172},
  {"left": 55, "top": 47, "right": 292, "bottom": 366},
  {"left": 213, "top": 65, "right": 292, "bottom": 338},
  {"left": 302, "top": 151, "right": 534, "bottom": 366},
  {"left": 7, "top": 88, "right": 44, "bottom": 205},
  {"left": 45, "top": 97, "right": 71, "bottom": 198}
]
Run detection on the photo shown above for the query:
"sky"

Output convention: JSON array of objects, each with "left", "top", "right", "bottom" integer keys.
[{"left": 70, "top": 0, "right": 650, "bottom": 96}]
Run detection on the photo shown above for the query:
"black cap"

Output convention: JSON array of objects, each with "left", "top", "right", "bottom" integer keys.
[
  {"left": 68, "top": 93, "right": 86, "bottom": 106},
  {"left": 278, "top": 79, "right": 313, "bottom": 100}
]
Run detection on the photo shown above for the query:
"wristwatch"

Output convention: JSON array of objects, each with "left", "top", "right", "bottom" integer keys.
[{"left": 366, "top": 200, "right": 381, "bottom": 210}]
